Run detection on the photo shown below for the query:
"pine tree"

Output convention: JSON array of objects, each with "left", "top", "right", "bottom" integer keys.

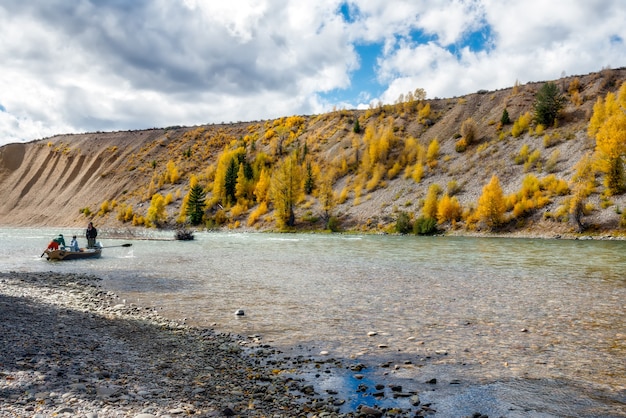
[
  {"left": 186, "top": 183, "right": 206, "bottom": 225},
  {"left": 304, "top": 161, "right": 315, "bottom": 194},
  {"left": 534, "top": 82, "right": 564, "bottom": 126},
  {"left": 500, "top": 108, "right": 511, "bottom": 125},
  {"left": 224, "top": 158, "right": 239, "bottom": 205}
]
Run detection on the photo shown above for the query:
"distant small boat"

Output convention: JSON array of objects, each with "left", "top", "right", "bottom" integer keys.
[{"left": 45, "top": 243, "right": 102, "bottom": 261}]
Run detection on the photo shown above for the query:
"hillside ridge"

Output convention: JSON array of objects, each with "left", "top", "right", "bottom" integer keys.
[{"left": 1, "top": 68, "right": 626, "bottom": 238}]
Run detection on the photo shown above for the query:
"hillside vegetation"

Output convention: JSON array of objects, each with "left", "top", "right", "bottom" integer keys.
[{"left": 2, "top": 68, "right": 626, "bottom": 238}]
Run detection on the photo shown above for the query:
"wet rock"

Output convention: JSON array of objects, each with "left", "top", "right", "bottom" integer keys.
[{"left": 359, "top": 405, "right": 383, "bottom": 417}]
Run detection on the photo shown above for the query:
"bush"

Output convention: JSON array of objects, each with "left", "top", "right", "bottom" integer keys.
[
  {"left": 327, "top": 216, "right": 341, "bottom": 232},
  {"left": 395, "top": 211, "right": 412, "bottom": 234},
  {"left": 455, "top": 137, "right": 467, "bottom": 153},
  {"left": 413, "top": 216, "right": 437, "bottom": 235},
  {"left": 461, "top": 118, "right": 478, "bottom": 145}
]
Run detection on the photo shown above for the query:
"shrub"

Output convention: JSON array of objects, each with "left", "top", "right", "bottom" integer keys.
[
  {"left": 545, "top": 149, "right": 560, "bottom": 173},
  {"left": 455, "top": 137, "right": 467, "bottom": 153},
  {"left": 413, "top": 216, "right": 437, "bottom": 235},
  {"left": 426, "top": 139, "right": 440, "bottom": 167},
  {"left": 514, "top": 144, "right": 530, "bottom": 164},
  {"left": 447, "top": 179, "right": 462, "bottom": 195},
  {"left": 411, "top": 163, "right": 425, "bottom": 183},
  {"left": 461, "top": 118, "right": 478, "bottom": 145},
  {"left": 327, "top": 216, "right": 341, "bottom": 232},
  {"left": 395, "top": 211, "right": 412, "bottom": 234},
  {"left": 512, "top": 112, "right": 532, "bottom": 137},
  {"left": 97, "top": 200, "right": 111, "bottom": 216}
]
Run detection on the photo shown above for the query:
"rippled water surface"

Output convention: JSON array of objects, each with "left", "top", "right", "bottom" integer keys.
[{"left": 2, "top": 228, "right": 625, "bottom": 416}]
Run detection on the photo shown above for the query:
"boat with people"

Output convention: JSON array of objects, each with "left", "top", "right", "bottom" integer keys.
[
  {"left": 42, "top": 229, "right": 132, "bottom": 261},
  {"left": 44, "top": 243, "right": 103, "bottom": 261}
]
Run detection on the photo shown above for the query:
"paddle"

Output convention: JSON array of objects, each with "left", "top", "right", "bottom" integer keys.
[{"left": 102, "top": 243, "right": 133, "bottom": 248}]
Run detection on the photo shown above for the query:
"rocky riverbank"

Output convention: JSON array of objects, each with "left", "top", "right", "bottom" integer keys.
[{"left": 0, "top": 272, "right": 347, "bottom": 417}]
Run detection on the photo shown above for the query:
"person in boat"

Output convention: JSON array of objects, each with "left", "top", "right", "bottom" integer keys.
[
  {"left": 47, "top": 234, "right": 66, "bottom": 250},
  {"left": 86, "top": 222, "right": 97, "bottom": 248},
  {"left": 70, "top": 235, "right": 80, "bottom": 252}
]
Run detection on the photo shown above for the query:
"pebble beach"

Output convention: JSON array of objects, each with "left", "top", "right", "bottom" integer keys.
[{"left": 0, "top": 272, "right": 365, "bottom": 418}]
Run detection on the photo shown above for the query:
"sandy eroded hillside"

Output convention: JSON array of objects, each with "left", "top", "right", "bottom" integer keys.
[{"left": 1, "top": 68, "right": 626, "bottom": 238}]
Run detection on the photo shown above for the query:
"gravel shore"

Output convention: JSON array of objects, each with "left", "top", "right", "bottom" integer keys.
[{"left": 0, "top": 272, "right": 365, "bottom": 418}]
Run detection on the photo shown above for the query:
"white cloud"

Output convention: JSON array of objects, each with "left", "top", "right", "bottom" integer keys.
[{"left": 0, "top": 1, "right": 625, "bottom": 146}]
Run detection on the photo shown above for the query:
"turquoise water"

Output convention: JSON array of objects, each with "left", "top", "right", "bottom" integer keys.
[{"left": 1, "top": 228, "right": 625, "bottom": 416}]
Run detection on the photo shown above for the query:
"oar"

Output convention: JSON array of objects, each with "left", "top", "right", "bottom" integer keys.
[{"left": 102, "top": 243, "right": 133, "bottom": 248}]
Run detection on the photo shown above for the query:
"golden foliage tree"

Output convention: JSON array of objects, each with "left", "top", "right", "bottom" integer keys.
[
  {"left": 165, "top": 160, "right": 180, "bottom": 184},
  {"left": 476, "top": 175, "right": 506, "bottom": 229},
  {"left": 590, "top": 83, "right": 626, "bottom": 194},
  {"left": 270, "top": 154, "right": 303, "bottom": 228},
  {"left": 422, "top": 184, "right": 441, "bottom": 219},
  {"left": 426, "top": 138, "right": 440, "bottom": 168},
  {"left": 254, "top": 168, "right": 271, "bottom": 203},
  {"left": 569, "top": 153, "right": 596, "bottom": 230},
  {"left": 147, "top": 193, "right": 167, "bottom": 227},
  {"left": 437, "top": 194, "right": 462, "bottom": 224}
]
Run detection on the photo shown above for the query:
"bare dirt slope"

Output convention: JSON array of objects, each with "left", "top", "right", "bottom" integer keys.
[{"left": 1, "top": 68, "right": 626, "bottom": 237}]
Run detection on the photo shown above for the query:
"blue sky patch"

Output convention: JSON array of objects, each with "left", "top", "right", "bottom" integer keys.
[
  {"left": 610, "top": 34, "right": 623, "bottom": 45},
  {"left": 338, "top": 1, "right": 358, "bottom": 23},
  {"left": 0, "top": 103, "right": 5, "bottom": 112},
  {"left": 320, "top": 42, "right": 385, "bottom": 106},
  {"left": 446, "top": 23, "right": 495, "bottom": 58}
]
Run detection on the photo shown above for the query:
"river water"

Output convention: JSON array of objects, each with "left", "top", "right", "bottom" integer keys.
[{"left": 1, "top": 228, "right": 625, "bottom": 416}]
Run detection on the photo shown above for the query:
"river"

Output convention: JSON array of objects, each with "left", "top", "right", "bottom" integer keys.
[{"left": 1, "top": 228, "right": 625, "bottom": 416}]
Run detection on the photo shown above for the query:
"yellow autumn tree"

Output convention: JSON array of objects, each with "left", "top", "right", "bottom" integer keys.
[
  {"left": 422, "top": 184, "right": 441, "bottom": 219},
  {"left": 476, "top": 175, "right": 507, "bottom": 229},
  {"left": 165, "top": 160, "right": 180, "bottom": 184},
  {"left": 591, "top": 83, "right": 626, "bottom": 194},
  {"left": 437, "top": 194, "right": 462, "bottom": 224},
  {"left": 147, "top": 193, "right": 167, "bottom": 227},
  {"left": 569, "top": 152, "right": 596, "bottom": 231},
  {"left": 254, "top": 168, "right": 271, "bottom": 203},
  {"left": 426, "top": 138, "right": 440, "bottom": 168},
  {"left": 270, "top": 154, "right": 303, "bottom": 228}
]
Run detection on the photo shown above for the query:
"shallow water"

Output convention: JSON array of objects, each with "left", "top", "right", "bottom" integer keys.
[{"left": 2, "top": 228, "right": 625, "bottom": 416}]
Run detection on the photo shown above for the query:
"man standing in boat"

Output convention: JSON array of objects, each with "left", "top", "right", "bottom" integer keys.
[{"left": 86, "top": 222, "right": 97, "bottom": 248}]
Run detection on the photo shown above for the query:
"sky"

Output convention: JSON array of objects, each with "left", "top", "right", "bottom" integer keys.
[{"left": 1, "top": 0, "right": 625, "bottom": 146}]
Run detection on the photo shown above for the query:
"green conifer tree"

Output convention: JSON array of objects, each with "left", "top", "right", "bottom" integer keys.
[
  {"left": 534, "top": 82, "right": 564, "bottom": 126},
  {"left": 186, "top": 184, "right": 206, "bottom": 225}
]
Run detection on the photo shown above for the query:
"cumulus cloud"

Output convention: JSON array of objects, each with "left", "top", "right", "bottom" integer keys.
[{"left": 0, "top": 1, "right": 625, "bottom": 146}]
